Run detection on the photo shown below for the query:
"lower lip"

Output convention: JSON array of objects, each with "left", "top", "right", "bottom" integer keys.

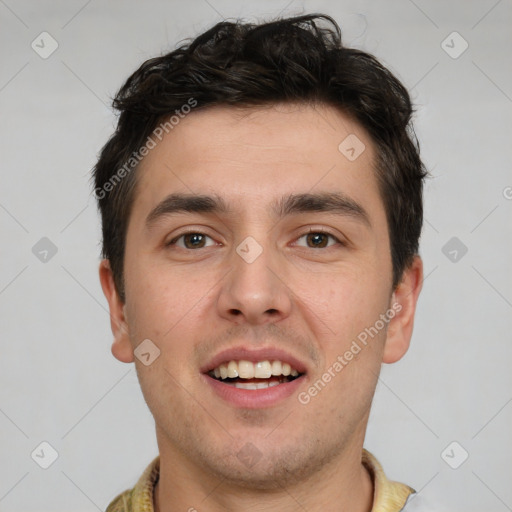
[{"left": 203, "top": 374, "right": 305, "bottom": 408}]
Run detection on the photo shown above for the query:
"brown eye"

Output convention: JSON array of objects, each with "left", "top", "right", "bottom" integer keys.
[
  {"left": 169, "top": 232, "right": 215, "bottom": 249},
  {"left": 296, "top": 232, "right": 338, "bottom": 249},
  {"left": 306, "top": 233, "right": 329, "bottom": 248},
  {"left": 183, "top": 233, "right": 206, "bottom": 248}
]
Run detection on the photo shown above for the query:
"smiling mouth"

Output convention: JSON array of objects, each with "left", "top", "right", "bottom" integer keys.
[{"left": 208, "top": 359, "right": 304, "bottom": 390}]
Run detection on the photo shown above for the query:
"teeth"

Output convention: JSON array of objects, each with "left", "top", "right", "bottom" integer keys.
[
  {"left": 211, "top": 359, "right": 301, "bottom": 380},
  {"left": 238, "top": 360, "right": 255, "bottom": 379},
  {"left": 254, "top": 361, "right": 272, "bottom": 378},
  {"left": 227, "top": 360, "right": 239, "bottom": 378},
  {"left": 235, "top": 381, "right": 272, "bottom": 390},
  {"left": 271, "top": 360, "right": 282, "bottom": 376},
  {"left": 234, "top": 379, "right": 284, "bottom": 389},
  {"left": 225, "top": 378, "right": 286, "bottom": 389}
]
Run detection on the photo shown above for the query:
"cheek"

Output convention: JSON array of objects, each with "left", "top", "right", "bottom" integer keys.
[
  {"left": 291, "top": 263, "right": 390, "bottom": 344},
  {"left": 124, "top": 265, "right": 211, "bottom": 408},
  {"left": 124, "top": 256, "right": 213, "bottom": 344},
  {"left": 291, "top": 265, "right": 391, "bottom": 409}
]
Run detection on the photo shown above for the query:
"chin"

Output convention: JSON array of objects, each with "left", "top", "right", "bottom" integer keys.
[{"left": 196, "top": 434, "right": 340, "bottom": 490}]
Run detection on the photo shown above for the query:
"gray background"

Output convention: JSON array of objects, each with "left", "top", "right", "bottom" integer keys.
[{"left": 1, "top": 1, "right": 511, "bottom": 511}]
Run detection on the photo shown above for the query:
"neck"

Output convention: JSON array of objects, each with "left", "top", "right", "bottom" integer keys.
[{"left": 154, "top": 439, "right": 374, "bottom": 512}]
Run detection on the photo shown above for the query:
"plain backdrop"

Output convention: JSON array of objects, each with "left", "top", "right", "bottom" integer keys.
[{"left": 1, "top": 1, "right": 511, "bottom": 511}]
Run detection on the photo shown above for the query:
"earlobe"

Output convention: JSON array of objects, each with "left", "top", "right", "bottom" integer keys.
[
  {"left": 98, "top": 259, "right": 134, "bottom": 363},
  {"left": 382, "top": 256, "right": 423, "bottom": 364}
]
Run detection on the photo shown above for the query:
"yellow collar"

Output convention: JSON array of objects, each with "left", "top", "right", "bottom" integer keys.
[{"left": 362, "top": 449, "right": 415, "bottom": 511}]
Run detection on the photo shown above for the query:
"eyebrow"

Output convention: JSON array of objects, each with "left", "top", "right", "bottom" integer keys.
[
  {"left": 146, "top": 193, "right": 230, "bottom": 227},
  {"left": 145, "top": 192, "right": 370, "bottom": 228},
  {"left": 274, "top": 192, "right": 370, "bottom": 226}
]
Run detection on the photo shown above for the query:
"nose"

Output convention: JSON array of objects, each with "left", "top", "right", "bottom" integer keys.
[{"left": 216, "top": 239, "right": 292, "bottom": 325}]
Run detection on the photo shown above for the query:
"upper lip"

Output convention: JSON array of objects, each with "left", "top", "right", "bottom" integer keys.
[{"left": 201, "top": 346, "right": 308, "bottom": 375}]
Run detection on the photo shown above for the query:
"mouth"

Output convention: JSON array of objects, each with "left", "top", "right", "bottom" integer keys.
[
  {"left": 202, "top": 350, "right": 308, "bottom": 408},
  {"left": 208, "top": 359, "right": 303, "bottom": 390}
]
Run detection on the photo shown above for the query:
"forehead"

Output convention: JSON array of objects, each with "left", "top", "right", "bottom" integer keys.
[{"left": 131, "top": 102, "right": 384, "bottom": 224}]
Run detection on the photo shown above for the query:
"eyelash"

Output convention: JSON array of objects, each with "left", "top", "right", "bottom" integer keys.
[{"left": 167, "top": 229, "right": 343, "bottom": 249}]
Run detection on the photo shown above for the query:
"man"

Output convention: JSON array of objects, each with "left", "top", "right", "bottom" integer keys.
[{"left": 94, "top": 13, "right": 429, "bottom": 512}]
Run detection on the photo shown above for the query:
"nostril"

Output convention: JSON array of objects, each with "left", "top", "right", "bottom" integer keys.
[{"left": 227, "top": 308, "right": 279, "bottom": 318}]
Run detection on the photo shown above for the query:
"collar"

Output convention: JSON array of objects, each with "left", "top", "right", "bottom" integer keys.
[{"left": 362, "top": 449, "right": 416, "bottom": 511}]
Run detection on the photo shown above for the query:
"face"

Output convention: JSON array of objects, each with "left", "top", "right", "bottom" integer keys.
[{"left": 100, "top": 103, "right": 422, "bottom": 488}]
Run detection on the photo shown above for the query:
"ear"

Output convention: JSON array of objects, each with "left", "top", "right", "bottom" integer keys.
[
  {"left": 382, "top": 256, "right": 423, "bottom": 364},
  {"left": 99, "top": 259, "right": 134, "bottom": 363}
]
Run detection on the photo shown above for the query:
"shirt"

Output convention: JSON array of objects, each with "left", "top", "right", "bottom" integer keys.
[{"left": 105, "top": 449, "right": 427, "bottom": 512}]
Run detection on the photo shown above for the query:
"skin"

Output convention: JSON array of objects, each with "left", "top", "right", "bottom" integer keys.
[{"left": 100, "top": 102, "right": 423, "bottom": 512}]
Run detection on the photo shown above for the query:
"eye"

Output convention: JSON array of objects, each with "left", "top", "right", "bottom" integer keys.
[
  {"left": 168, "top": 232, "right": 217, "bottom": 249},
  {"left": 295, "top": 231, "right": 340, "bottom": 249}
]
